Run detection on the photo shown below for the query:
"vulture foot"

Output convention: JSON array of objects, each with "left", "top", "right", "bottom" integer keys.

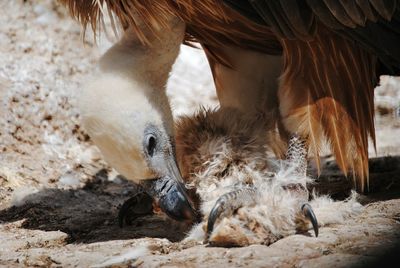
[
  {"left": 205, "top": 186, "right": 319, "bottom": 245},
  {"left": 206, "top": 187, "right": 258, "bottom": 239},
  {"left": 204, "top": 135, "right": 319, "bottom": 246}
]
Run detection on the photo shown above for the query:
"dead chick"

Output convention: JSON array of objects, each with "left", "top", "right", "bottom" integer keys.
[{"left": 175, "top": 108, "right": 362, "bottom": 246}]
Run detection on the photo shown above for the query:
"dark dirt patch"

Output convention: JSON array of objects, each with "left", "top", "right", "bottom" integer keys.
[
  {"left": 0, "top": 169, "right": 190, "bottom": 244},
  {"left": 311, "top": 155, "right": 400, "bottom": 202}
]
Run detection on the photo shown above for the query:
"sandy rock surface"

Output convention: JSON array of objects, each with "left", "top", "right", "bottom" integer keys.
[{"left": 0, "top": 1, "right": 399, "bottom": 267}]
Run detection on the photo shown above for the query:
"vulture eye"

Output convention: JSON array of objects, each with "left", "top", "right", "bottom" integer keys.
[{"left": 146, "top": 135, "right": 157, "bottom": 157}]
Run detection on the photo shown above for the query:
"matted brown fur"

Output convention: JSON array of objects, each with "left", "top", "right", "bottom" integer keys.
[{"left": 174, "top": 108, "right": 286, "bottom": 182}]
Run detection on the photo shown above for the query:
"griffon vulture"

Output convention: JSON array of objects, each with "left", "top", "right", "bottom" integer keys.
[{"left": 61, "top": 0, "right": 400, "bottom": 221}]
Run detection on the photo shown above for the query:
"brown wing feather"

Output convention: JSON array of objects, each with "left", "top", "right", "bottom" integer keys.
[
  {"left": 355, "top": 0, "right": 380, "bottom": 22},
  {"left": 369, "top": 0, "right": 397, "bottom": 20},
  {"left": 246, "top": 0, "right": 398, "bottom": 38},
  {"left": 279, "top": 0, "right": 317, "bottom": 38},
  {"left": 338, "top": 0, "right": 366, "bottom": 26},
  {"left": 60, "top": 0, "right": 282, "bottom": 55},
  {"left": 278, "top": 24, "right": 376, "bottom": 191},
  {"left": 59, "top": 0, "right": 180, "bottom": 44},
  {"left": 322, "top": 0, "right": 359, "bottom": 28}
]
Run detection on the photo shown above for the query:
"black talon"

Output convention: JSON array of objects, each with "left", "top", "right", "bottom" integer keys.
[
  {"left": 301, "top": 203, "right": 319, "bottom": 237},
  {"left": 206, "top": 187, "right": 258, "bottom": 240},
  {"left": 206, "top": 198, "right": 226, "bottom": 238},
  {"left": 118, "top": 192, "right": 154, "bottom": 228}
]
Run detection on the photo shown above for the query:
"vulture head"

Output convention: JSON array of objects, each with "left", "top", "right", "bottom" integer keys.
[
  {"left": 80, "top": 73, "right": 195, "bottom": 222},
  {"left": 78, "top": 18, "right": 196, "bottom": 222}
]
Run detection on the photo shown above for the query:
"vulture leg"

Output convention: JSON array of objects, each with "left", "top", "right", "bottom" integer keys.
[
  {"left": 206, "top": 135, "right": 319, "bottom": 241},
  {"left": 276, "top": 134, "right": 320, "bottom": 238},
  {"left": 285, "top": 134, "right": 308, "bottom": 177},
  {"left": 118, "top": 191, "right": 154, "bottom": 228},
  {"left": 284, "top": 135, "right": 319, "bottom": 237},
  {"left": 203, "top": 45, "right": 282, "bottom": 116},
  {"left": 278, "top": 24, "right": 376, "bottom": 191}
]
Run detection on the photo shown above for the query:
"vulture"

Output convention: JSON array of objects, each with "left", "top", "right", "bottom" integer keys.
[{"left": 61, "top": 1, "right": 400, "bottom": 222}]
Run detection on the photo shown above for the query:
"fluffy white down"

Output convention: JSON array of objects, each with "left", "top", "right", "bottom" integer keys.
[{"left": 180, "top": 109, "right": 363, "bottom": 246}]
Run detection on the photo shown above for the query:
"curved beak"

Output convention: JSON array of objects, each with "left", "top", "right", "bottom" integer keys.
[{"left": 141, "top": 157, "right": 196, "bottom": 222}]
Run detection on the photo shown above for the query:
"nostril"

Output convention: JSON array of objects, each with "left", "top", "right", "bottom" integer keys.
[
  {"left": 165, "top": 181, "right": 174, "bottom": 194},
  {"left": 141, "top": 177, "right": 196, "bottom": 222},
  {"left": 158, "top": 177, "right": 175, "bottom": 196},
  {"left": 158, "top": 183, "right": 195, "bottom": 221},
  {"left": 159, "top": 179, "right": 169, "bottom": 193}
]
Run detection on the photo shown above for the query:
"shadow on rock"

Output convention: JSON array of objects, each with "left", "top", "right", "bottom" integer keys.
[
  {"left": 0, "top": 169, "right": 190, "bottom": 244},
  {"left": 1, "top": 156, "right": 399, "bottom": 245},
  {"left": 310, "top": 155, "right": 400, "bottom": 203}
]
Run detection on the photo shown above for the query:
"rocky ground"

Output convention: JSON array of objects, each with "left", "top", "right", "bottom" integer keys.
[{"left": 0, "top": 1, "right": 399, "bottom": 267}]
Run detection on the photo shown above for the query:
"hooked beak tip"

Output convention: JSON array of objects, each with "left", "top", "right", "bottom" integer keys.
[
  {"left": 141, "top": 176, "right": 196, "bottom": 222},
  {"left": 158, "top": 181, "right": 196, "bottom": 221}
]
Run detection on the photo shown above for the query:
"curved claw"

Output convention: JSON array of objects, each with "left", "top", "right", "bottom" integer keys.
[
  {"left": 118, "top": 192, "right": 154, "bottom": 228},
  {"left": 206, "top": 197, "right": 226, "bottom": 238},
  {"left": 301, "top": 203, "right": 319, "bottom": 237},
  {"left": 206, "top": 187, "right": 258, "bottom": 240}
]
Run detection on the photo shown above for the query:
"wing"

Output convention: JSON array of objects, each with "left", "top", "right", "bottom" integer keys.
[
  {"left": 223, "top": 0, "right": 400, "bottom": 191},
  {"left": 223, "top": 0, "right": 400, "bottom": 75}
]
